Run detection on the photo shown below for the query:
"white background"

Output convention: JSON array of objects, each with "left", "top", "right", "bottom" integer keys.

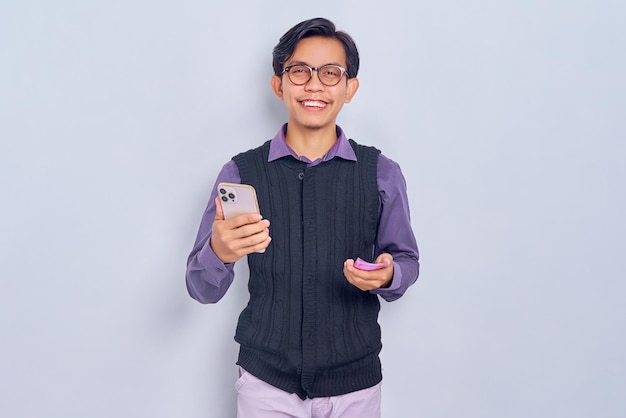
[{"left": 1, "top": 1, "right": 624, "bottom": 417}]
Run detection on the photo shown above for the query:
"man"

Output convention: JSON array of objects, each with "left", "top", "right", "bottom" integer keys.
[{"left": 186, "top": 17, "right": 419, "bottom": 418}]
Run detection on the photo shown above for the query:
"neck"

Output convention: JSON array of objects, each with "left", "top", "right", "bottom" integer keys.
[{"left": 284, "top": 124, "right": 338, "bottom": 161}]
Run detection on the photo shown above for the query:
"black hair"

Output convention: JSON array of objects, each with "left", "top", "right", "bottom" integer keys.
[{"left": 272, "top": 17, "right": 360, "bottom": 78}]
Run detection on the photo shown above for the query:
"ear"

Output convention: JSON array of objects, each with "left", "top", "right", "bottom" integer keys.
[
  {"left": 271, "top": 75, "right": 284, "bottom": 100},
  {"left": 344, "top": 77, "right": 359, "bottom": 103}
]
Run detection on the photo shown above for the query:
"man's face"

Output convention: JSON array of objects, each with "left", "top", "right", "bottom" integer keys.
[{"left": 271, "top": 36, "right": 359, "bottom": 132}]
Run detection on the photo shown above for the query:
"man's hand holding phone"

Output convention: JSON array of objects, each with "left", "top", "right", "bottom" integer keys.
[
  {"left": 210, "top": 195, "right": 271, "bottom": 264},
  {"left": 343, "top": 253, "right": 394, "bottom": 291}
]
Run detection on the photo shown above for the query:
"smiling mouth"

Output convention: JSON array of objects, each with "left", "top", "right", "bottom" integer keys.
[{"left": 300, "top": 100, "right": 328, "bottom": 109}]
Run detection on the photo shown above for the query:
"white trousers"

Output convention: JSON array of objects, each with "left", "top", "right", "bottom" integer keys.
[{"left": 236, "top": 367, "right": 382, "bottom": 418}]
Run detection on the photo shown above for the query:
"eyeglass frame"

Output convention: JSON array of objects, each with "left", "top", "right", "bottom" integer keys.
[{"left": 282, "top": 64, "right": 349, "bottom": 86}]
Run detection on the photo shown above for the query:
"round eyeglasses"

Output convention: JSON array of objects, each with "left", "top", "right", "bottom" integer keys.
[{"left": 282, "top": 64, "right": 348, "bottom": 86}]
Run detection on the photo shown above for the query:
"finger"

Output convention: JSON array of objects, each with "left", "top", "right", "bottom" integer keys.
[
  {"left": 247, "top": 236, "right": 272, "bottom": 254},
  {"left": 237, "top": 222, "right": 271, "bottom": 245},
  {"left": 375, "top": 253, "right": 393, "bottom": 265},
  {"left": 226, "top": 213, "right": 265, "bottom": 230},
  {"left": 231, "top": 219, "right": 270, "bottom": 240},
  {"left": 343, "top": 261, "right": 367, "bottom": 287},
  {"left": 344, "top": 259, "right": 391, "bottom": 291},
  {"left": 225, "top": 231, "right": 271, "bottom": 260},
  {"left": 214, "top": 196, "right": 225, "bottom": 221}
]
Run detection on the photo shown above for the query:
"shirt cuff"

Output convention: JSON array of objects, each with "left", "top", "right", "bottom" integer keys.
[{"left": 197, "top": 236, "right": 231, "bottom": 287}]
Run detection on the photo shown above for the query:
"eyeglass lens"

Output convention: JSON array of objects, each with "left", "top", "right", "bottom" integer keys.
[{"left": 286, "top": 65, "right": 344, "bottom": 86}]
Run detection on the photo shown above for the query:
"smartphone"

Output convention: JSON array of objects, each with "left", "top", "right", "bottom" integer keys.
[
  {"left": 218, "top": 183, "right": 265, "bottom": 253},
  {"left": 354, "top": 257, "right": 390, "bottom": 271},
  {"left": 217, "top": 183, "right": 261, "bottom": 219}
]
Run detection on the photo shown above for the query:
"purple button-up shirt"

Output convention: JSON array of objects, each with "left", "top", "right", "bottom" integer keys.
[{"left": 186, "top": 125, "right": 419, "bottom": 303}]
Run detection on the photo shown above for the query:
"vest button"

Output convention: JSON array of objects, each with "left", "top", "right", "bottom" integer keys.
[{"left": 298, "top": 172, "right": 305, "bottom": 180}]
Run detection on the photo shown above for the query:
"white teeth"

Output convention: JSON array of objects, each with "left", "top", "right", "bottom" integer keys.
[{"left": 303, "top": 101, "right": 325, "bottom": 108}]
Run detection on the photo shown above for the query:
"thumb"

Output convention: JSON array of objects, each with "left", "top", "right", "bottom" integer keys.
[
  {"left": 214, "top": 196, "right": 225, "bottom": 221},
  {"left": 375, "top": 253, "right": 393, "bottom": 266}
]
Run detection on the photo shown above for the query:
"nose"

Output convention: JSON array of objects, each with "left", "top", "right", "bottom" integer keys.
[{"left": 304, "top": 68, "right": 324, "bottom": 91}]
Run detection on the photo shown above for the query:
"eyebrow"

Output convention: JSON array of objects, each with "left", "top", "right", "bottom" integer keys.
[{"left": 285, "top": 60, "right": 344, "bottom": 68}]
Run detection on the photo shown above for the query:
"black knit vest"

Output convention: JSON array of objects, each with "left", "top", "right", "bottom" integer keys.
[{"left": 232, "top": 139, "right": 382, "bottom": 399}]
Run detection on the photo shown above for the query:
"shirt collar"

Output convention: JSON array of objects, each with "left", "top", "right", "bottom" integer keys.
[{"left": 268, "top": 123, "right": 357, "bottom": 164}]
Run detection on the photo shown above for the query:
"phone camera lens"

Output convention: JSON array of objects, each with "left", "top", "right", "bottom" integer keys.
[
  {"left": 228, "top": 193, "right": 235, "bottom": 199},
  {"left": 219, "top": 188, "right": 226, "bottom": 195},
  {"left": 221, "top": 196, "right": 228, "bottom": 202}
]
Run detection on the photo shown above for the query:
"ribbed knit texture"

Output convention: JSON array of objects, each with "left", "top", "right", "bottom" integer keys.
[{"left": 232, "top": 139, "right": 382, "bottom": 400}]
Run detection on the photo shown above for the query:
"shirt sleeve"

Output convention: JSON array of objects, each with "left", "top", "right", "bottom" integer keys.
[
  {"left": 370, "top": 154, "right": 420, "bottom": 302},
  {"left": 185, "top": 160, "right": 241, "bottom": 303}
]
